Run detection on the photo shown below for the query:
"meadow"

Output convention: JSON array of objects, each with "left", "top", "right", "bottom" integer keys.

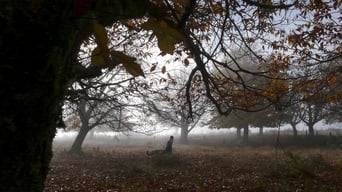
[{"left": 44, "top": 132, "right": 342, "bottom": 192}]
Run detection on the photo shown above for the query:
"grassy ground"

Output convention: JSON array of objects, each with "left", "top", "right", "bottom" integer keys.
[{"left": 44, "top": 133, "right": 342, "bottom": 192}]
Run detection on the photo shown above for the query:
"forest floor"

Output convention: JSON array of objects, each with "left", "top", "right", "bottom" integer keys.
[{"left": 44, "top": 134, "right": 342, "bottom": 192}]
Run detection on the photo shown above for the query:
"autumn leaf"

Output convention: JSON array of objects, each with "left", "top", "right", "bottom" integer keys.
[
  {"left": 89, "top": 20, "right": 113, "bottom": 69},
  {"left": 150, "top": 64, "right": 157, "bottom": 72},
  {"left": 93, "top": 21, "right": 109, "bottom": 55},
  {"left": 157, "top": 34, "right": 178, "bottom": 55},
  {"left": 184, "top": 58, "right": 190, "bottom": 66},
  {"left": 161, "top": 66, "right": 166, "bottom": 74},
  {"left": 91, "top": 47, "right": 106, "bottom": 67},
  {"left": 142, "top": 19, "right": 185, "bottom": 54},
  {"left": 111, "top": 51, "right": 145, "bottom": 77}
]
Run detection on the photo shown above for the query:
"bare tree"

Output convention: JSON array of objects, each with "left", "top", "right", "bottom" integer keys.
[
  {"left": 1, "top": 1, "right": 340, "bottom": 191},
  {"left": 134, "top": 68, "right": 211, "bottom": 144},
  {"left": 65, "top": 70, "right": 137, "bottom": 154},
  {"left": 284, "top": 105, "right": 302, "bottom": 137}
]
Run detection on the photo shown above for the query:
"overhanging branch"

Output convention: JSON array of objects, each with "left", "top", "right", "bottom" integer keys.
[{"left": 243, "top": 0, "right": 295, "bottom": 9}]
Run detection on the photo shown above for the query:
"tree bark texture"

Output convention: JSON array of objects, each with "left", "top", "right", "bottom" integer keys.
[
  {"left": 0, "top": 1, "right": 151, "bottom": 191},
  {"left": 0, "top": 1, "right": 81, "bottom": 191}
]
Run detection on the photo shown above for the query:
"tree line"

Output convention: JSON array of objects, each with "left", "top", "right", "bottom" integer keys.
[{"left": 0, "top": 0, "right": 340, "bottom": 191}]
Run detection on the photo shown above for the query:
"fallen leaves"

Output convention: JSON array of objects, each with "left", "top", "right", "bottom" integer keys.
[{"left": 44, "top": 148, "right": 342, "bottom": 192}]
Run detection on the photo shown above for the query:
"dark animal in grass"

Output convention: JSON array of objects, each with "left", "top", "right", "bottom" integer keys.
[{"left": 146, "top": 136, "right": 174, "bottom": 156}]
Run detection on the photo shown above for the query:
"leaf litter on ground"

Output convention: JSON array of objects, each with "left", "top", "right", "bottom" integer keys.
[{"left": 44, "top": 145, "right": 342, "bottom": 192}]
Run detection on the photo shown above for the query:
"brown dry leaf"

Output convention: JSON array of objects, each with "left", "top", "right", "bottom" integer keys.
[
  {"left": 93, "top": 21, "right": 109, "bottom": 53},
  {"left": 184, "top": 58, "right": 190, "bottom": 66},
  {"left": 142, "top": 19, "right": 184, "bottom": 54},
  {"left": 150, "top": 64, "right": 157, "bottom": 72},
  {"left": 111, "top": 51, "right": 145, "bottom": 77},
  {"left": 161, "top": 66, "right": 166, "bottom": 74},
  {"left": 91, "top": 47, "right": 106, "bottom": 67},
  {"left": 91, "top": 20, "right": 112, "bottom": 68}
]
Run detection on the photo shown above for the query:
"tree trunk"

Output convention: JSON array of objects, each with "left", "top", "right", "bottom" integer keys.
[
  {"left": 243, "top": 126, "right": 249, "bottom": 143},
  {"left": 70, "top": 125, "right": 92, "bottom": 154},
  {"left": 259, "top": 127, "right": 264, "bottom": 136},
  {"left": 0, "top": 1, "right": 152, "bottom": 191},
  {"left": 236, "top": 128, "right": 241, "bottom": 138},
  {"left": 308, "top": 124, "right": 315, "bottom": 137},
  {"left": 173, "top": 127, "right": 180, "bottom": 137},
  {"left": 87, "top": 128, "right": 96, "bottom": 139},
  {"left": 0, "top": 2, "right": 82, "bottom": 191},
  {"left": 179, "top": 124, "right": 189, "bottom": 144},
  {"left": 291, "top": 123, "right": 298, "bottom": 137},
  {"left": 69, "top": 98, "right": 93, "bottom": 154}
]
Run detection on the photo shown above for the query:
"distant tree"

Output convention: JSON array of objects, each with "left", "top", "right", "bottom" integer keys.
[
  {"left": 299, "top": 102, "right": 327, "bottom": 136},
  {"left": 1, "top": 1, "right": 340, "bottom": 191},
  {"left": 323, "top": 60, "right": 342, "bottom": 125},
  {"left": 294, "top": 64, "right": 340, "bottom": 136},
  {"left": 325, "top": 103, "right": 342, "bottom": 126},
  {"left": 283, "top": 104, "right": 302, "bottom": 137},
  {"left": 249, "top": 107, "right": 284, "bottom": 136},
  {"left": 65, "top": 70, "right": 136, "bottom": 154},
  {"left": 209, "top": 110, "right": 250, "bottom": 142},
  {"left": 68, "top": 98, "right": 133, "bottom": 154},
  {"left": 208, "top": 48, "right": 291, "bottom": 141},
  {"left": 136, "top": 69, "right": 210, "bottom": 144}
]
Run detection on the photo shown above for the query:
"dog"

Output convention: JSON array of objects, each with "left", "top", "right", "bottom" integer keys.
[{"left": 146, "top": 149, "right": 168, "bottom": 156}]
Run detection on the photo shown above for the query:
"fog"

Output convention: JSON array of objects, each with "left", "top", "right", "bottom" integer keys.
[{"left": 52, "top": 120, "right": 341, "bottom": 153}]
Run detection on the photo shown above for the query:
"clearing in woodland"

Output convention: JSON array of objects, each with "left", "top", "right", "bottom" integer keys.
[{"left": 45, "top": 134, "right": 342, "bottom": 192}]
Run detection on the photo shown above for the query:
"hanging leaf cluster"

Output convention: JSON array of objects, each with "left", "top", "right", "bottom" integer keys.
[
  {"left": 91, "top": 20, "right": 145, "bottom": 77},
  {"left": 141, "top": 19, "right": 185, "bottom": 55}
]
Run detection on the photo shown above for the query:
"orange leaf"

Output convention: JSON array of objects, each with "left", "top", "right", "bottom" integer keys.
[
  {"left": 111, "top": 51, "right": 145, "bottom": 77},
  {"left": 93, "top": 21, "right": 109, "bottom": 55},
  {"left": 150, "top": 64, "right": 157, "bottom": 72},
  {"left": 91, "top": 47, "right": 106, "bottom": 67},
  {"left": 161, "top": 66, "right": 166, "bottom": 74},
  {"left": 184, "top": 58, "right": 190, "bottom": 66}
]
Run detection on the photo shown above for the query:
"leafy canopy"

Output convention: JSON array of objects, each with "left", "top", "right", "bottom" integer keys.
[{"left": 75, "top": 0, "right": 341, "bottom": 116}]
